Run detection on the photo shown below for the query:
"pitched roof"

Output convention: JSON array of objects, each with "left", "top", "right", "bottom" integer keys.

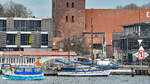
[
  {"left": 1, "top": 51, "right": 77, "bottom": 56},
  {"left": 123, "top": 21, "right": 150, "bottom": 27}
]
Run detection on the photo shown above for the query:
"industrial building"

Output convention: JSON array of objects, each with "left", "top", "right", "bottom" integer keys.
[{"left": 113, "top": 22, "right": 150, "bottom": 64}]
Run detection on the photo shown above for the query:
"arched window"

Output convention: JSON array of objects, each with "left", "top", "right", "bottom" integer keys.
[
  {"left": 66, "top": 2, "right": 69, "bottom": 7},
  {"left": 72, "top": 2, "right": 74, "bottom": 8},
  {"left": 66, "top": 16, "right": 68, "bottom": 22},
  {"left": 72, "top": 16, "right": 74, "bottom": 23}
]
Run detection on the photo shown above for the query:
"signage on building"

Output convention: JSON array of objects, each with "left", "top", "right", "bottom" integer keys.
[{"left": 146, "top": 12, "right": 150, "bottom": 17}]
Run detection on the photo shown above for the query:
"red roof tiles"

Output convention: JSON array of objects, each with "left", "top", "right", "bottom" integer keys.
[{"left": 1, "top": 51, "right": 77, "bottom": 56}]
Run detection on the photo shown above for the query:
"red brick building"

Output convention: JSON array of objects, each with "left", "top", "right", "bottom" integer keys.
[
  {"left": 85, "top": 9, "right": 150, "bottom": 57},
  {"left": 52, "top": 0, "right": 150, "bottom": 57},
  {"left": 52, "top": 0, "right": 85, "bottom": 38}
]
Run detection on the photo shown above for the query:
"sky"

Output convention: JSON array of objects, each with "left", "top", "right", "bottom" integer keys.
[{"left": 0, "top": 0, "right": 150, "bottom": 18}]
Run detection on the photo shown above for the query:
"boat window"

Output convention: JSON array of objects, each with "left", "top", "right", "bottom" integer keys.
[
  {"left": 25, "top": 68, "right": 32, "bottom": 72},
  {"left": 16, "top": 68, "right": 23, "bottom": 72},
  {"left": 34, "top": 68, "right": 41, "bottom": 72},
  {"left": 4, "top": 65, "right": 11, "bottom": 68}
]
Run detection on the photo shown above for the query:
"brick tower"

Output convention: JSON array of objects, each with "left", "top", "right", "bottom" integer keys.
[{"left": 52, "top": 0, "right": 85, "bottom": 38}]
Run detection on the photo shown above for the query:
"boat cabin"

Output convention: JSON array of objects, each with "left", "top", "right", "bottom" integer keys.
[{"left": 14, "top": 67, "right": 42, "bottom": 75}]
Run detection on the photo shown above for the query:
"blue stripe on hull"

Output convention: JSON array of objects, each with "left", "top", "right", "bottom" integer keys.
[{"left": 2, "top": 74, "right": 45, "bottom": 80}]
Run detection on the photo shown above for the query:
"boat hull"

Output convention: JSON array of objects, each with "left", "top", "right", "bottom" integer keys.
[
  {"left": 2, "top": 73, "right": 45, "bottom": 80},
  {"left": 57, "top": 69, "right": 111, "bottom": 77}
]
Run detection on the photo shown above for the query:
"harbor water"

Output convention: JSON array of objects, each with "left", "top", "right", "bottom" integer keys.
[{"left": 0, "top": 75, "right": 150, "bottom": 84}]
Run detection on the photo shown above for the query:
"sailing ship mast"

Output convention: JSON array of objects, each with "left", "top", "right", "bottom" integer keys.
[
  {"left": 91, "top": 8, "right": 94, "bottom": 64},
  {"left": 67, "top": 29, "right": 71, "bottom": 62},
  {"left": 138, "top": 8, "right": 142, "bottom": 66}
]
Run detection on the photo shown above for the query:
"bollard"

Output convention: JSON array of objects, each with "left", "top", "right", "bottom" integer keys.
[{"left": 131, "top": 68, "right": 134, "bottom": 77}]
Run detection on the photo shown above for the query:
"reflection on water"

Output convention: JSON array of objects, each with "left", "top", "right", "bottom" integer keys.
[{"left": 0, "top": 75, "right": 150, "bottom": 84}]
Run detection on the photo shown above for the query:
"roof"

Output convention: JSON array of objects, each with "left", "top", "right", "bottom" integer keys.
[
  {"left": 85, "top": 9, "right": 150, "bottom": 45},
  {"left": 13, "top": 17, "right": 42, "bottom": 20},
  {"left": 53, "top": 37, "right": 63, "bottom": 43},
  {"left": 0, "top": 51, "right": 77, "bottom": 56},
  {"left": 123, "top": 21, "right": 150, "bottom": 27},
  {"left": 83, "top": 32, "right": 105, "bottom": 34},
  {"left": 0, "top": 17, "right": 7, "bottom": 20}
]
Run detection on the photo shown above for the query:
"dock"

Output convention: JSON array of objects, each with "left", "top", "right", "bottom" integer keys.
[
  {"left": 111, "top": 69, "right": 132, "bottom": 75},
  {"left": 44, "top": 71, "right": 57, "bottom": 76},
  {"left": 42, "top": 65, "right": 150, "bottom": 76},
  {"left": 118, "top": 65, "right": 150, "bottom": 75}
]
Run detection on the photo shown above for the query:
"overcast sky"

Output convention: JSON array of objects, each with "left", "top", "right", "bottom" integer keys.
[{"left": 0, "top": 0, "right": 150, "bottom": 18}]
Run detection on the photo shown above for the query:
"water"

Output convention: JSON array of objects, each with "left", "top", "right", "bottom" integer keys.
[{"left": 0, "top": 75, "right": 150, "bottom": 84}]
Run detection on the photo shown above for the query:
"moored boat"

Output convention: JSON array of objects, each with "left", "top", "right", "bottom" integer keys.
[
  {"left": 57, "top": 69, "right": 111, "bottom": 77},
  {"left": 2, "top": 58, "right": 45, "bottom": 80},
  {"left": 2, "top": 67, "right": 45, "bottom": 80}
]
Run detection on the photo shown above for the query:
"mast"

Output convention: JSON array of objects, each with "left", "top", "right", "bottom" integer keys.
[
  {"left": 138, "top": 8, "right": 141, "bottom": 36},
  {"left": 91, "top": 8, "right": 94, "bottom": 64},
  {"left": 138, "top": 8, "right": 142, "bottom": 65},
  {"left": 68, "top": 29, "right": 71, "bottom": 62}
]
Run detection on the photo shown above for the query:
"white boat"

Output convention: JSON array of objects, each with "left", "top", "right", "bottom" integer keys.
[
  {"left": 57, "top": 69, "right": 111, "bottom": 76},
  {"left": 57, "top": 65, "right": 111, "bottom": 77}
]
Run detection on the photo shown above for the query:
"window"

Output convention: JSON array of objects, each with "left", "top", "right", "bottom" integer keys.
[
  {"left": 66, "top": 16, "right": 68, "bottom": 22},
  {"left": 72, "top": 2, "right": 74, "bottom": 8},
  {"left": 21, "top": 34, "right": 31, "bottom": 45},
  {"left": 41, "top": 34, "right": 48, "bottom": 46},
  {"left": 72, "top": 16, "right": 74, "bottom": 23},
  {"left": 66, "top": 2, "right": 69, "bottom": 7},
  {"left": 92, "top": 44, "right": 102, "bottom": 49},
  {"left": 0, "top": 20, "right": 6, "bottom": 31},
  {"left": 14, "top": 20, "right": 41, "bottom": 31},
  {"left": 15, "top": 68, "right": 23, "bottom": 72},
  {"left": 34, "top": 68, "right": 41, "bottom": 72},
  {"left": 25, "top": 68, "right": 32, "bottom": 72},
  {"left": 6, "top": 34, "right": 17, "bottom": 45}
]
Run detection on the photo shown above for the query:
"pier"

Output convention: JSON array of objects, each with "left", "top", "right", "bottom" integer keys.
[
  {"left": 42, "top": 65, "right": 150, "bottom": 76},
  {"left": 118, "top": 65, "right": 150, "bottom": 75}
]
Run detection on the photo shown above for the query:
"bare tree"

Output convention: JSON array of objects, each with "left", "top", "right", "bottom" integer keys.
[
  {"left": 56, "top": 9, "right": 88, "bottom": 55},
  {"left": 3, "top": 1, "right": 32, "bottom": 17},
  {"left": 116, "top": 3, "right": 140, "bottom": 9},
  {"left": 116, "top": 5, "right": 123, "bottom": 9},
  {"left": 0, "top": 4, "right": 4, "bottom": 16},
  {"left": 142, "top": 2, "right": 150, "bottom": 9}
]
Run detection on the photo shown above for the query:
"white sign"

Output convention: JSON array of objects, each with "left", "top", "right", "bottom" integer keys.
[
  {"left": 133, "top": 46, "right": 149, "bottom": 59},
  {"left": 138, "top": 40, "right": 143, "bottom": 45},
  {"left": 146, "top": 12, "right": 150, "bottom": 18}
]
